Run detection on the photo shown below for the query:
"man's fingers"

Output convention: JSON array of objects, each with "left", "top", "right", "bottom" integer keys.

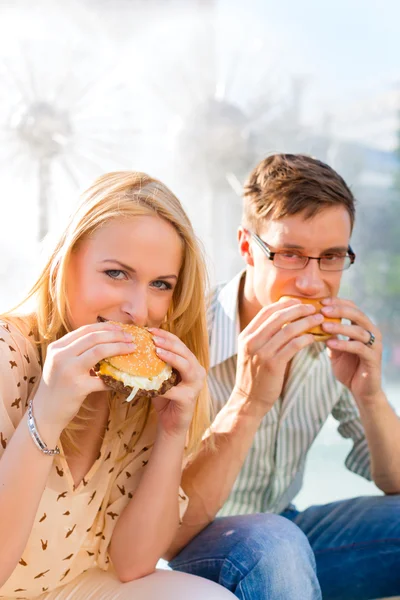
[
  {"left": 321, "top": 297, "right": 356, "bottom": 308},
  {"left": 242, "top": 298, "right": 302, "bottom": 335},
  {"left": 322, "top": 321, "right": 381, "bottom": 347},
  {"left": 247, "top": 309, "right": 323, "bottom": 354},
  {"left": 273, "top": 333, "right": 316, "bottom": 364},
  {"left": 325, "top": 338, "right": 379, "bottom": 360},
  {"left": 321, "top": 303, "right": 379, "bottom": 338}
]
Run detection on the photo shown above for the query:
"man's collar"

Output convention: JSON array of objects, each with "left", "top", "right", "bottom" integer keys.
[
  {"left": 209, "top": 271, "right": 244, "bottom": 368},
  {"left": 209, "top": 270, "right": 325, "bottom": 369}
]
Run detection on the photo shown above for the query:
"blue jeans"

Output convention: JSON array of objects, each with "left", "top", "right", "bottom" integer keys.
[
  {"left": 169, "top": 495, "right": 400, "bottom": 600},
  {"left": 282, "top": 495, "right": 400, "bottom": 600},
  {"left": 169, "top": 513, "right": 321, "bottom": 599}
]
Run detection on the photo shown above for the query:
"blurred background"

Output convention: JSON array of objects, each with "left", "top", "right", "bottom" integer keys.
[{"left": 0, "top": 0, "right": 399, "bottom": 509}]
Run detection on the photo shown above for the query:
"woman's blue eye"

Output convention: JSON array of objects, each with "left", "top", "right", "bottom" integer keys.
[
  {"left": 151, "top": 280, "right": 173, "bottom": 291},
  {"left": 105, "top": 269, "right": 127, "bottom": 280}
]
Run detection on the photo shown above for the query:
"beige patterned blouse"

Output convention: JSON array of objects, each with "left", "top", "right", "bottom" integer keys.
[{"left": 0, "top": 320, "right": 188, "bottom": 599}]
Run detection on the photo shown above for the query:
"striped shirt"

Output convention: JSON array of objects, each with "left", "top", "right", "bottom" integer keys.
[{"left": 208, "top": 271, "right": 372, "bottom": 516}]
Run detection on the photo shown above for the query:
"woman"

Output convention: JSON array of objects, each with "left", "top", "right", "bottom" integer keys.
[{"left": 0, "top": 172, "right": 235, "bottom": 599}]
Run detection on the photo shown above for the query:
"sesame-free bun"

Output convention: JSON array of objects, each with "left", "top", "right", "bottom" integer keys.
[
  {"left": 281, "top": 296, "right": 341, "bottom": 341},
  {"left": 95, "top": 322, "right": 179, "bottom": 401}
]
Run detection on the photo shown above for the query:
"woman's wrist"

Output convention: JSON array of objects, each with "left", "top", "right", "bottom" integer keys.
[
  {"left": 27, "top": 401, "right": 61, "bottom": 456},
  {"left": 155, "top": 425, "right": 188, "bottom": 453},
  {"left": 30, "top": 395, "right": 66, "bottom": 447}
]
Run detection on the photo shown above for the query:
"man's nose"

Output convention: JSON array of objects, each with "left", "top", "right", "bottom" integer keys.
[
  {"left": 294, "top": 258, "right": 325, "bottom": 296},
  {"left": 121, "top": 292, "right": 148, "bottom": 327}
]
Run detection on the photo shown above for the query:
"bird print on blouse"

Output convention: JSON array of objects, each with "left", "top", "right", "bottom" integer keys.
[{"left": 0, "top": 320, "right": 189, "bottom": 599}]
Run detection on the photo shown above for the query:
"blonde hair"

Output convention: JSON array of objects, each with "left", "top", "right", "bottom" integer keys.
[{"left": 2, "top": 172, "right": 211, "bottom": 457}]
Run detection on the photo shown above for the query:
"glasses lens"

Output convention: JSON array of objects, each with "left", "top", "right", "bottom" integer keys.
[
  {"left": 273, "top": 253, "right": 308, "bottom": 270},
  {"left": 320, "top": 255, "right": 351, "bottom": 271}
]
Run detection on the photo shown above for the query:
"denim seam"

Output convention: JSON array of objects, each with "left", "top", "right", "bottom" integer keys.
[
  {"left": 172, "top": 557, "right": 225, "bottom": 570},
  {"left": 173, "top": 556, "right": 246, "bottom": 577},
  {"left": 314, "top": 537, "right": 400, "bottom": 556}
]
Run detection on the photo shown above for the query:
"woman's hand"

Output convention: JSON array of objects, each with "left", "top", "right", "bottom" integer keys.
[
  {"left": 322, "top": 298, "right": 383, "bottom": 406},
  {"left": 148, "top": 329, "right": 206, "bottom": 439},
  {"left": 33, "top": 322, "right": 136, "bottom": 432}
]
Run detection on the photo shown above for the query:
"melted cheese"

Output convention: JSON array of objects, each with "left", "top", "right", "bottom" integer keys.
[{"left": 99, "top": 362, "right": 172, "bottom": 391}]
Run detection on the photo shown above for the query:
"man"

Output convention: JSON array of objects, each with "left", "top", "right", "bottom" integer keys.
[{"left": 166, "top": 154, "right": 400, "bottom": 600}]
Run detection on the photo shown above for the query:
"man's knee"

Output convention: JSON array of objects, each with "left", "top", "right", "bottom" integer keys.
[
  {"left": 223, "top": 513, "right": 316, "bottom": 572},
  {"left": 216, "top": 514, "right": 320, "bottom": 598},
  {"left": 172, "top": 513, "right": 316, "bottom": 570},
  {"left": 170, "top": 514, "right": 321, "bottom": 598}
]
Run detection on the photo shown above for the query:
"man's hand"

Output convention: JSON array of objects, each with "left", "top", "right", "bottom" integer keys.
[
  {"left": 233, "top": 298, "right": 323, "bottom": 415},
  {"left": 321, "top": 298, "right": 383, "bottom": 406}
]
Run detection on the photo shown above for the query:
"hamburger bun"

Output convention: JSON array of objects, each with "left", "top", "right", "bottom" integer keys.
[
  {"left": 95, "top": 322, "right": 179, "bottom": 403},
  {"left": 281, "top": 296, "right": 341, "bottom": 341}
]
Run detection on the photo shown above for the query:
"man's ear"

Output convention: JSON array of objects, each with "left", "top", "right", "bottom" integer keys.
[{"left": 238, "top": 226, "right": 254, "bottom": 266}]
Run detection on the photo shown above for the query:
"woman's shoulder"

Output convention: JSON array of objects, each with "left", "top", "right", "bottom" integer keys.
[
  {"left": 0, "top": 316, "right": 42, "bottom": 426},
  {"left": 0, "top": 315, "right": 41, "bottom": 365}
]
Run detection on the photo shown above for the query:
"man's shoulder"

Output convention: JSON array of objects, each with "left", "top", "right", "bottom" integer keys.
[
  {"left": 206, "top": 281, "right": 228, "bottom": 334},
  {"left": 207, "top": 272, "right": 244, "bottom": 317},
  {"left": 207, "top": 281, "right": 228, "bottom": 308}
]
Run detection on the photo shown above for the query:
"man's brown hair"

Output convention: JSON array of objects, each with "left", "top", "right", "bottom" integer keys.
[{"left": 243, "top": 153, "right": 356, "bottom": 232}]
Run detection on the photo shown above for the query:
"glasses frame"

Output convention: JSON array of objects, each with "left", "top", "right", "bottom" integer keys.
[{"left": 246, "top": 229, "right": 356, "bottom": 271}]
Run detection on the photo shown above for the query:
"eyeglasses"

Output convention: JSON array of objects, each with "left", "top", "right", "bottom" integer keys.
[{"left": 246, "top": 230, "right": 356, "bottom": 271}]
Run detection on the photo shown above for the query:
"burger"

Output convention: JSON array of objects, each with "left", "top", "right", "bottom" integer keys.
[
  {"left": 95, "top": 321, "right": 179, "bottom": 403},
  {"left": 281, "top": 296, "right": 341, "bottom": 341}
]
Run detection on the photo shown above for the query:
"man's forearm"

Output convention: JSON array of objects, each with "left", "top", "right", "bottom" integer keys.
[
  {"left": 357, "top": 392, "right": 400, "bottom": 493},
  {"left": 165, "top": 391, "right": 266, "bottom": 559}
]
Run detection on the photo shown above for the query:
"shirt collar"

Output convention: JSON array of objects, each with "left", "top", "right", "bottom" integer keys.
[
  {"left": 209, "top": 270, "right": 325, "bottom": 368},
  {"left": 209, "top": 271, "right": 244, "bottom": 368}
]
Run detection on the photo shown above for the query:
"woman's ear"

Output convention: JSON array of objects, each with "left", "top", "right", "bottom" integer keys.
[{"left": 238, "top": 227, "right": 254, "bottom": 267}]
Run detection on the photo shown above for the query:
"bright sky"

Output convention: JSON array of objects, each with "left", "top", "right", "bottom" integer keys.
[
  {"left": 219, "top": 0, "right": 400, "bottom": 121},
  {"left": 1, "top": 0, "right": 399, "bottom": 281}
]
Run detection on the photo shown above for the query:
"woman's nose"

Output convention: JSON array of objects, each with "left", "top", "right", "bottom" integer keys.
[{"left": 120, "top": 294, "right": 148, "bottom": 327}]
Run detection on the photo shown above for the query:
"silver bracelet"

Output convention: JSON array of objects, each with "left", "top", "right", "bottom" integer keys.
[{"left": 27, "top": 400, "right": 60, "bottom": 456}]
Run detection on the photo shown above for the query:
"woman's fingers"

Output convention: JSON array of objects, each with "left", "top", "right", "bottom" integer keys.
[
  {"left": 150, "top": 330, "right": 198, "bottom": 366},
  {"left": 65, "top": 328, "right": 135, "bottom": 358},
  {"left": 155, "top": 347, "right": 195, "bottom": 381},
  {"left": 150, "top": 330, "right": 205, "bottom": 388},
  {"left": 149, "top": 329, "right": 193, "bottom": 357},
  {"left": 51, "top": 321, "right": 126, "bottom": 350},
  {"left": 79, "top": 340, "right": 136, "bottom": 370}
]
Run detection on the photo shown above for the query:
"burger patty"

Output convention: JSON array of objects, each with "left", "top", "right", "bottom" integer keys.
[{"left": 98, "top": 368, "right": 180, "bottom": 402}]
